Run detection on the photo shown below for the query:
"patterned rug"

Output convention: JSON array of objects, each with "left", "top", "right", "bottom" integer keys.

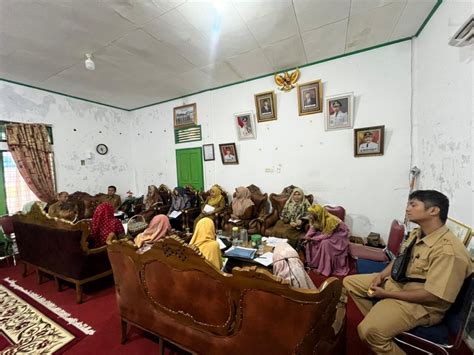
[{"left": 0, "top": 278, "right": 93, "bottom": 354}]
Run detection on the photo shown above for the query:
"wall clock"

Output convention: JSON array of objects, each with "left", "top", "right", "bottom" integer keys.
[{"left": 96, "top": 144, "right": 108, "bottom": 155}]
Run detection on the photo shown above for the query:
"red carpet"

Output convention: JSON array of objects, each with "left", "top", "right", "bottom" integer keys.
[{"left": 0, "top": 263, "right": 187, "bottom": 355}]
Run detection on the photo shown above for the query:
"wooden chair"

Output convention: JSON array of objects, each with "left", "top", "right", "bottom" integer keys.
[
  {"left": 184, "top": 185, "right": 229, "bottom": 231},
  {"left": 138, "top": 184, "right": 171, "bottom": 222},
  {"left": 222, "top": 184, "right": 268, "bottom": 234},
  {"left": 262, "top": 186, "right": 314, "bottom": 239}
]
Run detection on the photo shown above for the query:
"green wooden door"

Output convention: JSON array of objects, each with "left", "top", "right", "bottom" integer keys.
[
  {"left": 0, "top": 153, "right": 7, "bottom": 215},
  {"left": 176, "top": 148, "right": 204, "bottom": 190}
]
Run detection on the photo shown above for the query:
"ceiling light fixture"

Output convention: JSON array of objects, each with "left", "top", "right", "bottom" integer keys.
[{"left": 85, "top": 54, "right": 95, "bottom": 71}]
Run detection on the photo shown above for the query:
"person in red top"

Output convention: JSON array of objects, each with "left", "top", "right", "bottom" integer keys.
[{"left": 90, "top": 202, "right": 124, "bottom": 247}]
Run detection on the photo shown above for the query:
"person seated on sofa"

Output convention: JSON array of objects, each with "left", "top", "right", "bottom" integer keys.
[
  {"left": 228, "top": 186, "right": 254, "bottom": 225},
  {"left": 57, "top": 201, "right": 78, "bottom": 223},
  {"left": 303, "top": 204, "right": 349, "bottom": 277},
  {"left": 193, "top": 185, "right": 226, "bottom": 229},
  {"left": 90, "top": 202, "right": 124, "bottom": 247},
  {"left": 134, "top": 214, "right": 171, "bottom": 248},
  {"left": 140, "top": 185, "right": 163, "bottom": 221},
  {"left": 273, "top": 243, "right": 316, "bottom": 289},
  {"left": 47, "top": 191, "right": 69, "bottom": 218},
  {"left": 189, "top": 217, "right": 222, "bottom": 270},
  {"left": 272, "top": 187, "right": 311, "bottom": 244},
  {"left": 101, "top": 185, "right": 122, "bottom": 211},
  {"left": 167, "top": 187, "right": 190, "bottom": 230},
  {"left": 343, "top": 190, "right": 472, "bottom": 355}
]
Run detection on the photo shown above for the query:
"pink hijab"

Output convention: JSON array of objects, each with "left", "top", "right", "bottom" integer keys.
[
  {"left": 273, "top": 243, "right": 316, "bottom": 289},
  {"left": 134, "top": 214, "right": 171, "bottom": 248}
]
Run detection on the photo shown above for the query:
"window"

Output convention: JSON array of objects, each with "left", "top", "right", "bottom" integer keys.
[{"left": 2, "top": 152, "right": 39, "bottom": 214}]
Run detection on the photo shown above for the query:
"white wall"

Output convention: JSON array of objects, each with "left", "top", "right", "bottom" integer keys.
[
  {"left": 413, "top": 0, "right": 473, "bottom": 226},
  {"left": 0, "top": 81, "right": 132, "bottom": 197},
  {"left": 132, "top": 42, "right": 414, "bottom": 239}
]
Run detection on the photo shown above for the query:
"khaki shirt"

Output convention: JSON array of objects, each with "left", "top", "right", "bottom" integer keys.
[
  {"left": 386, "top": 225, "right": 472, "bottom": 324},
  {"left": 47, "top": 201, "right": 61, "bottom": 218},
  {"left": 101, "top": 194, "right": 121, "bottom": 210}
]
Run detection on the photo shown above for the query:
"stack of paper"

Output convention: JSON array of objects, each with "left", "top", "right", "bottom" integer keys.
[
  {"left": 262, "top": 237, "right": 288, "bottom": 247},
  {"left": 203, "top": 204, "right": 215, "bottom": 213},
  {"left": 254, "top": 252, "right": 273, "bottom": 267},
  {"left": 228, "top": 218, "right": 241, "bottom": 223},
  {"left": 169, "top": 210, "right": 182, "bottom": 219}
]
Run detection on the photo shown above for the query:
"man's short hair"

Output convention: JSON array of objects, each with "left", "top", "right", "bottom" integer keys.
[
  {"left": 108, "top": 185, "right": 117, "bottom": 192},
  {"left": 58, "top": 191, "right": 68, "bottom": 197},
  {"left": 409, "top": 190, "right": 449, "bottom": 223}
]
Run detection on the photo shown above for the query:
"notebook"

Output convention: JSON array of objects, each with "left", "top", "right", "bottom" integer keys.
[{"left": 225, "top": 246, "right": 257, "bottom": 259}]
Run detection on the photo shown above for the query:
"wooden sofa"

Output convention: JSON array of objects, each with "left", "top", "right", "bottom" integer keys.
[
  {"left": 107, "top": 236, "right": 345, "bottom": 354},
  {"left": 13, "top": 203, "right": 112, "bottom": 303}
]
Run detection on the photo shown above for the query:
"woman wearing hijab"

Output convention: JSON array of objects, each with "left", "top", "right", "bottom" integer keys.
[
  {"left": 225, "top": 186, "right": 255, "bottom": 231},
  {"left": 272, "top": 187, "right": 311, "bottom": 245},
  {"left": 167, "top": 187, "right": 190, "bottom": 230},
  {"left": 303, "top": 204, "right": 349, "bottom": 277},
  {"left": 193, "top": 185, "right": 226, "bottom": 229},
  {"left": 90, "top": 202, "right": 125, "bottom": 247},
  {"left": 273, "top": 243, "right": 316, "bottom": 289},
  {"left": 134, "top": 214, "right": 171, "bottom": 248},
  {"left": 189, "top": 218, "right": 222, "bottom": 270},
  {"left": 140, "top": 185, "right": 163, "bottom": 222}
]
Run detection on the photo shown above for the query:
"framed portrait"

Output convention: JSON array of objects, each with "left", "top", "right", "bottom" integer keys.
[
  {"left": 325, "top": 93, "right": 354, "bottom": 131},
  {"left": 446, "top": 217, "right": 472, "bottom": 246},
  {"left": 219, "top": 143, "right": 238, "bottom": 165},
  {"left": 254, "top": 91, "right": 277, "bottom": 122},
  {"left": 354, "top": 125, "right": 385, "bottom": 157},
  {"left": 297, "top": 80, "right": 323, "bottom": 116},
  {"left": 234, "top": 111, "right": 256, "bottom": 140},
  {"left": 466, "top": 234, "right": 474, "bottom": 262},
  {"left": 173, "top": 103, "right": 197, "bottom": 128},
  {"left": 202, "top": 144, "right": 215, "bottom": 161}
]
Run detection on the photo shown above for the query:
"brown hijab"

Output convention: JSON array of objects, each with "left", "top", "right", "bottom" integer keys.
[{"left": 231, "top": 186, "right": 254, "bottom": 218}]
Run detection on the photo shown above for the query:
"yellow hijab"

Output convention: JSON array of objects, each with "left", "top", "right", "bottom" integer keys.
[
  {"left": 189, "top": 218, "right": 223, "bottom": 270},
  {"left": 207, "top": 185, "right": 223, "bottom": 207},
  {"left": 308, "top": 204, "right": 341, "bottom": 235}
]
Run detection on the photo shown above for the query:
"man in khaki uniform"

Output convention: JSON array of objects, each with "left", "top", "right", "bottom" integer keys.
[
  {"left": 102, "top": 185, "right": 121, "bottom": 211},
  {"left": 343, "top": 190, "right": 472, "bottom": 355},
  {"left": 47, "top": 191, "right": 69, "bottom": 218}
]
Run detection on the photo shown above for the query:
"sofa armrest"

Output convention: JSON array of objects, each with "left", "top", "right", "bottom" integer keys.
[
  {"left": 348, "top": 242, "right": 388, "bottom": 262},
  {"left": 262, "top": 210, "right": 279, "bottom": 229}
]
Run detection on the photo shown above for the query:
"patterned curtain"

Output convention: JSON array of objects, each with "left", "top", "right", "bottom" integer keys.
[{"left": 6, "top": 123, "right": 56, "bottom": 203}]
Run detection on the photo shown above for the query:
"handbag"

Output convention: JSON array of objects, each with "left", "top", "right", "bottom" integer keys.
[
  {"left": 127, "top": 215, "right": 148, "bottom": 236},
  {"left": 391, "top": 237, "right": 425, "bottom": 283}
]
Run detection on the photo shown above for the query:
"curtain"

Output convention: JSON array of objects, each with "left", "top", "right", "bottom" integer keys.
[{"left": 6, "top": 123, "right": 56, "bottom": 203}]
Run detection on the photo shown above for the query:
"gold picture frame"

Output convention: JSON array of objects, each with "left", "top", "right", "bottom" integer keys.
[
  {"left": 254, "top": 91, "right": 277, "bottom": 122},
  {"left": 354, "top": 125, "right": 385, "bottom": 157},
  {"left": 446, "top": 217, "right": 472, "bottom": 246},
  {"left": 173, "top": 103, "right": 197, "bottom": 128},
  {"left": 297, "top": 79, "right": 323, "bottom": 116}
]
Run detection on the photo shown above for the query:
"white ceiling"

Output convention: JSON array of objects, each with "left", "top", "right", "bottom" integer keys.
[{"left": 0, "top": 0, "right": 438, "bottom": 110}]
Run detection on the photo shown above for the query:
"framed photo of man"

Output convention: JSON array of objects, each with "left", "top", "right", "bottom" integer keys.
[
  {"left": 325, "top": 93, "right": 353, "bottom": 131},
  {"left": 219, "top": 143, "right": 239, "bottom": 165},
  {"left": 254, "top": 91, "right": 277, "bottom": 122},
  {"left": 202, "top": 144, "right": 215, "bottom": 161},
  {"left": 173, "top": 103, "right": 197, "bottom": 128},
  {"left": 354, "top": 125, "right": 384, "bottom": 157},
  {"left": 297, "top": 80, "right": 323, "bottom": 116},
  {"left": 234, "top": 111, "right": 256, "bottom": 140},
  {"left": 446, "top": 217, "right": 472, "bottom": 246}
]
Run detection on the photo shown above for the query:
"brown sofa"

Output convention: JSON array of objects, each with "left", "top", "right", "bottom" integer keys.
[
  {"left": 107, "top": 236, "right": 345, "bottom": 354},
  {"left": 13, "top": 203, "right": 112, "bottom": 303},
  {"left": 68, "top": 191, "right": 103, "bottom": 219}
]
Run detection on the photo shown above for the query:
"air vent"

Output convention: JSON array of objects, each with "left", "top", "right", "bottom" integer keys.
[{"left": 449, "top": 15, "right": 473, "bottom": 47}]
